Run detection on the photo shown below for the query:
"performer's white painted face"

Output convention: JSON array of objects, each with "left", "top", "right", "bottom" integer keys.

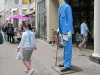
[{"left": 58, "top": 0, "right": 64, "bottom": 4}]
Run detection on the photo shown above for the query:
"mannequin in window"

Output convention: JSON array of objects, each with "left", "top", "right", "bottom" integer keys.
[{"left": 58, "top": 0, "right": 74, "bottom": 72}]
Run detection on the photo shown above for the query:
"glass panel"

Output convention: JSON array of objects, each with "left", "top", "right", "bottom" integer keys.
[
  {"left": 15, "top": 0, "right": 19, "bottom": 4},
  {"left": 44, "top": 13, "right": 47, "bottom": 38},
  {"left": 73, "top": 12, "right": 80, "bottom": 27},
  {"left": 45, "top": 0, "right": 46, "bottom": 8},
  {"left": 37, "top": 15, "right": 40, "bottom": 36},
  {"left": 37, "top": 3, "right": 40, "bottom": 11},
  {"left": 38, "top": 1, "right": 45, "bottom": 11},
  {"left": 71, "top": 0, "right": 79, "bottom": 7},
  {"left": 22, "top": 9, "right": 27, "bottom": 14},
  {"left": 40, "top": 14, "right": 45, "bottom": 37},
  {"left": 37, "top": 0, "right": 47, "bottom": 39}
]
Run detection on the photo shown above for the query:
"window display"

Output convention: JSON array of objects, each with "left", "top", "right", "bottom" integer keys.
[{"left": 37, "top": 0, "right": 47, "bottom": 39}]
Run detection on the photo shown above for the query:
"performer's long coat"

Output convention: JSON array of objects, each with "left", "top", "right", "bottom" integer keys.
[{"left": 58, "top": 2, "right": 74, "bottom": 68}]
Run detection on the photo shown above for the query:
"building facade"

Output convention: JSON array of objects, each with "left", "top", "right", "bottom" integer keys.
[
  {"left": 25, "top": 0, "right": 36, "bottom": 31},
  {"left": 0, "top": 1, "right": 5, "bottom": 23},
  {"left": 36, "top": 0, "right": 100, "bottom": 65},
  {"left": 0, "top": 0, "right": 28, "bottom": 27},
  {"left": 36, "top": 0, "right": 47, "bottom": 39},
  {"left": 36, "top": 0, "right": 94, "bottom": 43}
]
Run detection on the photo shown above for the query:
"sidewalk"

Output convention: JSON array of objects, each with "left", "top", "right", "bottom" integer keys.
[
  {"left": 0, "top": 41, "right": 40, "bottom": 75},
  {"left": 35, "top": 39, "right": 100, "bottom": 75},
  {"left": 0, "top": 39, "right": 100, "bottom": 75}
]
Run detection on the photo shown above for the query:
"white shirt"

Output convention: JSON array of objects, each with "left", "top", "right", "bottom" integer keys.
[{"left": 18, "top": 30, "right": 36, "bottom": 50}]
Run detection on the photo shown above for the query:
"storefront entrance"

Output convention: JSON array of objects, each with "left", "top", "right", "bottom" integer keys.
[
  {"left": 37, "top": 0, "right": 47, "bottom": 39},
  {"left": 69, "top": 0, "right": 94, "bottom": 34},
  {"left": 65, "top": 0, "right": 94, "bottom": 44}
]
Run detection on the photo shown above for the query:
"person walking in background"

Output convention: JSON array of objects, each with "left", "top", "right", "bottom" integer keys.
[
  {"left": 21, "top": 21, "right": 26, "bottom": 32},
  {"left": 8, "top": 24, "right": 14, "bottom": 43},
  {"left": 0, "top": 27, "right": 4, "bottom": 44},
  {"left": 6, "top": 23, "right": 10, "bottom": 42},
  {"left": 17, "top": 24, "right": 37, "bottom": 75},
  {"left": 78, "top": 19, "right": 91, "bottom": 50},
  {"left": 4, "top": 23, "right": 9, "bottom": 41}
]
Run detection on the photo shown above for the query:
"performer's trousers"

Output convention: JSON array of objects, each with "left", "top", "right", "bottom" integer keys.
[{"left": 63, "top": 37, "right": 72, "bottom": 68}]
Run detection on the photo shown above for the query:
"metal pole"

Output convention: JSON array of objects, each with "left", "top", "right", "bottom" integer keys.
[{"left": 55, "top": 32, "right": 59, "bottom": 66}]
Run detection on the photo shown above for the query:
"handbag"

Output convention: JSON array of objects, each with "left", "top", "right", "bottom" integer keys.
[{"left": 16, "top": 52, "right": 23, "bottom": 60}]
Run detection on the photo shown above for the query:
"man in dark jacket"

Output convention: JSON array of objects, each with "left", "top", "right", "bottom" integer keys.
[{"left": 8, "top": 24, "right": 14, "bottom": 43}]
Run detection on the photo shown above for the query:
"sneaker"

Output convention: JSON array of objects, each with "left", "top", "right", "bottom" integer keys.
[
  {"left": 28, "top": 69, "right": 34, "bottom": 75},
  {"left": 25, "top": 69, "right": 28, "bottom": 73}
]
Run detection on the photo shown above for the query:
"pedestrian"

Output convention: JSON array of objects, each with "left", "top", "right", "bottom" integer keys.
[
  {"left": 0, "top": 27, "right": 4, "bottom": 44},
  {"left": 8, "top": 24, "right": 14, "bottom": 43},
  {"left": 6, "top": 23, "right": 10, "bottom": 42},
  {"left": 75, "top": 32, "right": 83, "bottom": 47},
  {"left": 21, "top": 21, "right": 26, "bottom": 32},
  {"left": 78, "top": 19, "right": 91, "bottom": 50},
  {"left": 17, "top": 24, "right": 37, "bottom": 75}
]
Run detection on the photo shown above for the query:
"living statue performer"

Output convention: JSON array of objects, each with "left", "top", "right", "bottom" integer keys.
[{"left": 58, "top": 0, "right": 74, "bottom": 72}]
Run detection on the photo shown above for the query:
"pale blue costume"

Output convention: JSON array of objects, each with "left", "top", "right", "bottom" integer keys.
[{"left": 58, "top": 2, "right": 74, "bottom": 68}]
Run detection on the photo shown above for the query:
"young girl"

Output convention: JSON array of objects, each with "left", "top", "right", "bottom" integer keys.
[{"left": 17, "top": 25, "right": 37, "bottom": 75}]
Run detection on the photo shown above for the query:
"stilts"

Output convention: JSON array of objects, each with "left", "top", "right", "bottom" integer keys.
[{"left": 55, "top": 32, "right": 59, "bottom": 66}]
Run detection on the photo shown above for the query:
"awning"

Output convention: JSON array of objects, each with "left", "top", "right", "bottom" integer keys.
[{"left": 11, "top": 8, "right": 18, "bottom": 12}]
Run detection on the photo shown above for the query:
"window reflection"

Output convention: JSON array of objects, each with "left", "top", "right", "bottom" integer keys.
[
  {"left": 37, "top": 0, "right": 47, "bottom": 39},
  {"left": 71, "top": 0, "right": 79, "bottom": 7}
]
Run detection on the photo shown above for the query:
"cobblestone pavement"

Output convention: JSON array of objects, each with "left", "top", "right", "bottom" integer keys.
[
  {"left": 0, "top": 39, "right": 100, "bottom": 75},
  {"left": 0, "top": 41, "right": 40, "bottom": 75},
  {"left": 36, "top": 39, "right": 100, "bottom": 75}
]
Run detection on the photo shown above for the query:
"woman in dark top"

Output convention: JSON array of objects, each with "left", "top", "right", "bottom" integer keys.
[{"left": 8, "top": 24, "right": 14, "bottom": 43}]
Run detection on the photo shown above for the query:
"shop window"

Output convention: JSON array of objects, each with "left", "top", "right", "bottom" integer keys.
[
  {"left": 15, "top": 0, "right": 19, "bottom": 4},
  {"left": 45, "top": 0, "right": 46, "bottom": 8},
  {"left": 44, "top": 13, "right": 47, "bottom": 38},
  {"left": 71, "top": 0, "right": 79, "bottom": 7},
  {"left": 29, "top": 0, "right": 34, "bottom": 4},
  {"left": 23, "top": 0, "right": 28, "bottom": 4},
  {"left": 22, "top": 9, "right": 27, "bottom": 14},
  {"left": 37, "top": 1, "right": 45, "bottom": 11}
]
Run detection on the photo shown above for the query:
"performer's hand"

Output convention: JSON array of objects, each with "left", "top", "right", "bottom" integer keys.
[{"left": 68, "top": 31, "right": 72, "bottom": 38}]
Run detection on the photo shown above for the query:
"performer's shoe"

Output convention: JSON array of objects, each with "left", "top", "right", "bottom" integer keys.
[
  {"left": 61, "top": 67, "right": 71, "bottom": 72},
  {"left": 58, "top": 64, "right": 64, "bottom": 67}
]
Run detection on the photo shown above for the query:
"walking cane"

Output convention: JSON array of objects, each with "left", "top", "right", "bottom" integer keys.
[{"left": 55, "top": 32, "right": 59, "bottom": 66}]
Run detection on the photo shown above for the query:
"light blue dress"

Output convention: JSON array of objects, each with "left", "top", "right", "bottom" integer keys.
[{"left": 58, "top": 2, "right": 74, "bottom": 68}]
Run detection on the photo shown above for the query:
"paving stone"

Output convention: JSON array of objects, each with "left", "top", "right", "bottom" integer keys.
[{"left": 0, "top": 39, "right": 100, "bottom": 75}]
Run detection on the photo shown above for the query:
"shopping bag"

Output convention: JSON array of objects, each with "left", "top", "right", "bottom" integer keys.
[{"left": 16, "top": 52, "right": 23, "bottom": 60}]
